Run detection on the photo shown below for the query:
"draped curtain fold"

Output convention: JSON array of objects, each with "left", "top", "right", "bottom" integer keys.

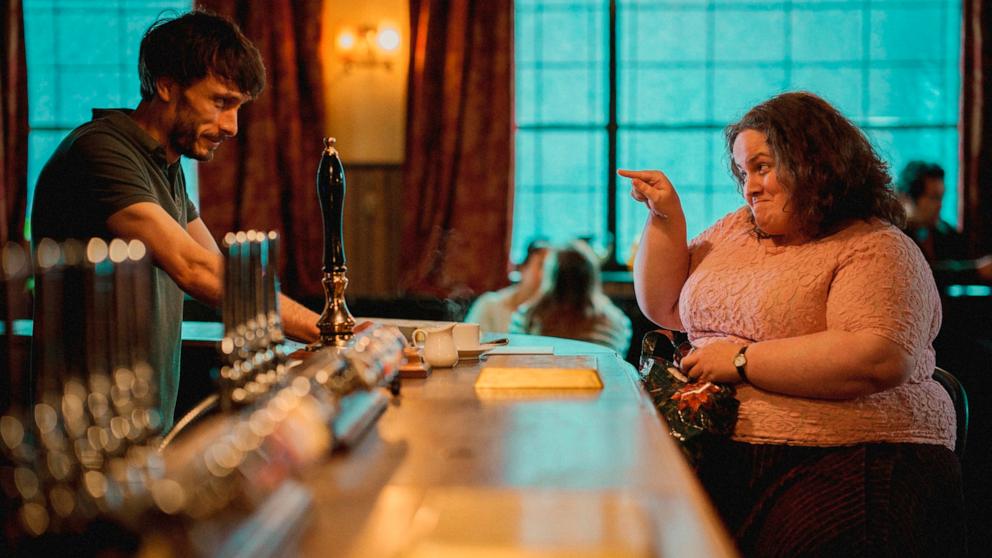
[
  {"left": 400, "top": 0, "right": 514, "bottom": 297},
  {"left": 962, "top": 0, "right": 992, "bottom": 254},
  {"left": 1, "top": 0, "right": 28, "bottom": 245},
  {"left": 197, "top": 0, "right": 328, "bottom": 297}
]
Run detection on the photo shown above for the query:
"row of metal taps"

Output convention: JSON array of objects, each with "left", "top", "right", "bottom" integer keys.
[
  {"left": 1, "top": 239, "right": 164, "bottom": 538},
  {"left": 219, "top": 230, "right": 289, "bottom": 410}
]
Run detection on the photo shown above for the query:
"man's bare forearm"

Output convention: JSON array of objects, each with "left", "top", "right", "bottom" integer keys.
[{"left": 279, "top": 293, "right": 320, "bottom": 343}]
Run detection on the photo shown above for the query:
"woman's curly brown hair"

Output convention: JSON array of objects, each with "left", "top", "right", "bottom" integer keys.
[{"left": 725, "top": 91, "right": 905, "bottom": 239}]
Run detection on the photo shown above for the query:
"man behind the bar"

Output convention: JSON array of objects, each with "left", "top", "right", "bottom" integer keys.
[{"left": 31, "top": 10, "right": 320, "bottom": 431}]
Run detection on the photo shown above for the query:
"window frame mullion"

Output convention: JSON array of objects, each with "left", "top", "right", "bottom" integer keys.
[{"left": 605, "top": 0, "right": 621, "bottom": 270}]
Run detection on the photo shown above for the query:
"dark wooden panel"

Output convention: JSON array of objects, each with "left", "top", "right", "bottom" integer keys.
[{"left": 342, "top": 164, "right": 404, "bottom": 297}]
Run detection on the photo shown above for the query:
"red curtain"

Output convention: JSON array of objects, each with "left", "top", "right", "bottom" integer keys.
[
  {"left": 197, "top": 0, "right": 328, "bottom": 297},
  {"left": 400, "top": 0, "right": 514, "bottom": 297},
  {"left": 1, "top": 0, "right": 28, "bottom": 245},
  {"left": 961, "top": 0, "right": 992, "bottom": 254}
]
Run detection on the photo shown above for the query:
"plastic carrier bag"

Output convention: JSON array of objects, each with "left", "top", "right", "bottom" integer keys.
[{"left": 638, "top": 329, "right": 740, "bottom": 465}]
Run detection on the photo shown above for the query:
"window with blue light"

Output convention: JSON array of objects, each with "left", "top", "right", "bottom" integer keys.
[
  {"left": 23, "top": 0, "right": 197, "bottom": 239},
  {"left": 515, "top": 0, "right": 962, "bottom": 266}
]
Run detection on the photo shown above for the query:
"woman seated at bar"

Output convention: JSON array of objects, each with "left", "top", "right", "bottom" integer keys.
[
  {"left": 509, "top": 240, "right": 631, "bottom": 355},
  {"left": 621, "top": 92, "right": 963, "bottom": 556},
  {"left": 465, "top": 239, "right": 550, "bottom": 333}
]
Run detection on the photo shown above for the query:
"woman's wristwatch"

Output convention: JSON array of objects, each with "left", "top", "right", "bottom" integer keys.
[{"left": 733, "top": 345, "right": 749, "bottom": 382}]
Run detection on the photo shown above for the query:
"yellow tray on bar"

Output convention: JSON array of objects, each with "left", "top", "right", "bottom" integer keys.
[{"left": 474, "top": 355, "right": 603, "bottom": 390}]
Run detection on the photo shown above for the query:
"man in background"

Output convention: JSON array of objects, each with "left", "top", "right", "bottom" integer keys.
[
  {"left": 897, "top": 161, "right": 992, "bottom": 290},
  {"left": 31, "top": 10, "right": 319, "bottom": 430}
]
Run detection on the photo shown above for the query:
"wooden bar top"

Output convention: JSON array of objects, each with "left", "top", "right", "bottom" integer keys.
[
  {"left": 5, "top": 319, "right": 735, "bottom": 555},
  {"left": 296, "top": 335, "right": 737, "bottom": 557}
]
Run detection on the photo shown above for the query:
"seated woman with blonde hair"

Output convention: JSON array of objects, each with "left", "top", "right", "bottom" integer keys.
[
  {"left": 465, "top": 239, "right": 549, "bottom": 333},
  {"left": 509, "top": 241, "right": 631, "bottom": 355}
]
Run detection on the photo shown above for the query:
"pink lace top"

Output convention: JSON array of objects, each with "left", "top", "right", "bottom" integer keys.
[{"left": 681, "top": 208, "right": 955, "bottom": 449}]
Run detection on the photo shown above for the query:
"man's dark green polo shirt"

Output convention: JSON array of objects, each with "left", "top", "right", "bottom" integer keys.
[{"left": 31, "top": 108, "right": 200, "bottom": 432}]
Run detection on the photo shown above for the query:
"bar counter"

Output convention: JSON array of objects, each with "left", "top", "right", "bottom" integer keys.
[
  {"left": 4, "top": 320, "right": 736, "bottom": 555},
  {"left": 285, "top": 331, "right": 736, "bottom": 557}
]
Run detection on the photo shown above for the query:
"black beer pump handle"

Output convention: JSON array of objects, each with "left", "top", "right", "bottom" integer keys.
[{"left": 317, "top": 137, "right": 346, "bottom": 273}]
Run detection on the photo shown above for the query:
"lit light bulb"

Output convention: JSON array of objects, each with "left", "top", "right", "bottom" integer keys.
[
  {"left": 376, "top": 25, "right": 401, "bottom": 52},
  {"left": 337, "top": 28, "right": 356, "bottom": 51}
]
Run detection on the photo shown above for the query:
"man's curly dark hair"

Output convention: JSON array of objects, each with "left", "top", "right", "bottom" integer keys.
[
  {"left": 896, "top": 160, "right": 945, "bottom": 202},
  {"left": 139, "top": 10, "right": 265, "bottom": 101},
  {"left": 725, "top": 91, "right": 905, "bottom": 239}
]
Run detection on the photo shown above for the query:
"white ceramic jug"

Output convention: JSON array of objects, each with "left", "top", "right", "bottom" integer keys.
[{"left": 412, "top": 323, "right": 458, "bottom": 368}]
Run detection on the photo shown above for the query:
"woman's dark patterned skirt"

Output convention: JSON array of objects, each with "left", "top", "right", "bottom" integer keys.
[{"left": 695, "top": 441, "right": 967, "bottom": 557}]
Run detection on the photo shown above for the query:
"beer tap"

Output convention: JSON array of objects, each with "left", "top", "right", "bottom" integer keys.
[
  {"left": 264, "top": 232, "right": 288, "bottom": 375},
  {"left": 1, "top": 242, "right": 30, "bottom": 412},
  {"left": 125, "top": 240, "right": 159, "bottom": 441},
  {"left": 250, "top": 231, "right": 266, "bottom": 349},
  {"left": 1, "top": 238, "right": 165, "bottom": 542},
  {"left": 220, "top": 233, "right": 240, "bottom": 411},
  {"left": 312, "top": 137, "right": 356, "bottom": 349},
  {"left": 215, "top": 231, "right": 292, "bottom": 411},
  {"left": 263, "top": 232, "right": 282, "bottom": 340},
  {"left": 34, "top": 239, "right": 65, "bottom": 403}
]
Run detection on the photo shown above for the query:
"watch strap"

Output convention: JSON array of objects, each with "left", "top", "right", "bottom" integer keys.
[{"left": 735, "top": 345, "right": 749, "bottom": 382}]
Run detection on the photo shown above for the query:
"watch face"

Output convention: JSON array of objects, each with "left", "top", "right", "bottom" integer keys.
[{"left": 734, "top": 354, "right": 746, "bottom": 367}]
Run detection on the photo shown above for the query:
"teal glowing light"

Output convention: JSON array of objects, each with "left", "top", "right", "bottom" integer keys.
[{"left": 946, "top": 285, "right": 992, "bottom": 298}]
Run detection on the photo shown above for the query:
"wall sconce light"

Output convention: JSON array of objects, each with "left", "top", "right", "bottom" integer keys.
[{"left": 336, "top": 23, "right": 402, "bottom": 72}]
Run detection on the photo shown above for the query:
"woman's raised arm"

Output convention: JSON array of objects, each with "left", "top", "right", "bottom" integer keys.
[{"left": 619, "top": 169, "right": 690, "bottom": 330}]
